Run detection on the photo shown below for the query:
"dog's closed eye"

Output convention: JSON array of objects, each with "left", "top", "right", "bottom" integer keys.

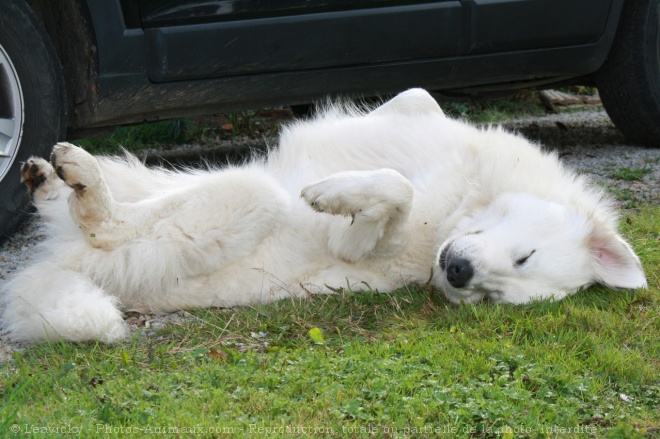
[{"left": 515, "top": 250, "right": 536, "bottom": 267}]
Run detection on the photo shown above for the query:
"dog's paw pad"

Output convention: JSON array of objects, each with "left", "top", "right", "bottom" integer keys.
[
  {"left": 50, "top": 142, "right": 101, "bottom": 192},
  {"left": 20, "top": 157, "right": 54, "bottom": 193}
]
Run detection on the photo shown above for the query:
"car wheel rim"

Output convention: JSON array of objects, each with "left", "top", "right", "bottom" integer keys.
[{"left": 0, "top": 42, "right": 24, "bottom": 183}]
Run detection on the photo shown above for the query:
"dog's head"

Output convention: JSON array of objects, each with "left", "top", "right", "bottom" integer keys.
[{"left": 434, "top": 193, "right": 647, "bottom": 304}]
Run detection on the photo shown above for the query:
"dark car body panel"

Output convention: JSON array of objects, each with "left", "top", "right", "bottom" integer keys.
[
  {"left": 144, "top": 4, "right": 464, "bottom": 82},
  {"left": 43, "top": 0, "right": 625, "bottom": 135}
]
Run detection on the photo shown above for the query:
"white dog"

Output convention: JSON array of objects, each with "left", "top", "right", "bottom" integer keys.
[{"left": 0, "top": 89, "right": 647, "bottom": 343}]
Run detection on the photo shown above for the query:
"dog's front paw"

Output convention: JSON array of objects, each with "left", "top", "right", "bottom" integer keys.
[
  {"left": 301, "top": 170, "right": 412, "bottom": 220},
  {"left": 301, "top": 179, "right": 350, "bottom": 216},
  {"left": 50, "top": 142, "right": 102, "bottom": 193}
]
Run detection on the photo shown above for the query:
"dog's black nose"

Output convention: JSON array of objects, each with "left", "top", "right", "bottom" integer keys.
[{"left": 446, "top": 258, "right": 473, "bottom": 288}]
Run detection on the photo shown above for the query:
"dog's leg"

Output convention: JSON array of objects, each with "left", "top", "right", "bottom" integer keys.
[
  {"left": 301, "top": 169, "right": 413, "bottom": 262},
  {"left": 49, "top": 143, "right": 289, "bottom": 285},
  {"left": 50, "top": 142, "right": 121, "bottom": 239}
]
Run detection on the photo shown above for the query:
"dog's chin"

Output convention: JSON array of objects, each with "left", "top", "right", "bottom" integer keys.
[
  {"left": 444, "top": 289, "right": 487, "bottom": 304},
  {"left": 436, "top": 275, "right": 486, "bottom": 304}
]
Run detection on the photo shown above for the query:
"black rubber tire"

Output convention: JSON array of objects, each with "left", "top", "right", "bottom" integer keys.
[
  {"left": 597, "top": 0, "right": 660, "bottom": 147},
  {"left": 0, "top": 0, "right": 67, "bottom": 242}
]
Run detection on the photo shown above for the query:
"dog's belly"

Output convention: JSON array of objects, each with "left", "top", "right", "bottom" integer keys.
[{"left": 127, "top": 223, "right": 435, "bottom": 313}]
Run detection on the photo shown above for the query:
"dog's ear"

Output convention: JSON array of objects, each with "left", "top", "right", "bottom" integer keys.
[{"left": 589, "top": 224, "right": 647, "bottom": 289}]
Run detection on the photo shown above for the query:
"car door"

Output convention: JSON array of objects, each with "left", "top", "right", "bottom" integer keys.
[
  {"left": 470, "top": 0, "right": 614, "bottom": 55},
  {"left": 135, "top": 0, "right": 464, "bottom": 82}
]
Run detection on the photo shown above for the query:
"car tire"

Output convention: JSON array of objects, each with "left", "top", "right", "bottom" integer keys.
[
  {"left": 597, "top": 0, "right": 660, "bottom": 147},
  {"left": 0, "top": 0, "right": 67, "bottom": 242}
]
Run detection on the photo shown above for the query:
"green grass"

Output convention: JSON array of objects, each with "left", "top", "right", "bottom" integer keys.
[
  {"left": 444, "top": 91, "right": 547, "bottom": 123},
  {"left": 1, "top": 206, "right": 658, "bottom": 438},
  {"left": 76, "top": 119, "right": 198, "bottom": 155},
  {"left": 76, "top": 110, "right": 288, "bottom": 155},
  {"left": 610, "top": 168, "right": 654, "bottom": 182}
]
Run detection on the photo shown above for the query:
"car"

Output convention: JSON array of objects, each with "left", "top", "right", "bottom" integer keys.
[{"left": 1, "top": 0, "right": 658, "bottom": 240}]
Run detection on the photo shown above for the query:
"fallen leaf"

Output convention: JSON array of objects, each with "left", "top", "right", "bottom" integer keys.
[
  {"left": 209, "top": 349, "right": 229, "bottom": 362},
  {"left": 308, "top": 327, "right": 324, "bottom": 344}
]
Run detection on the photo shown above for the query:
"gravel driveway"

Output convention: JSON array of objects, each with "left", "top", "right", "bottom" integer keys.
[{"left": 1, "top": 110, "right": 658, "bottom": 360}]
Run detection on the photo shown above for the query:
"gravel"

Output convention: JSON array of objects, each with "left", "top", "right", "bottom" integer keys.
[{"left": 1, "top": 110, "right": 658, "bottom": 361}]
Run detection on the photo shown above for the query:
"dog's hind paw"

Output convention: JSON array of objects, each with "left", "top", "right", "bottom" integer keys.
[
  {"left": 21, "top": 157, "right": 54, "bottom": 192},
  {"left": 20, "top": 156, "right": 65, "bottom": 201},
  {"left": 50, "top": 142, "right": 103, "bottom": 194}
]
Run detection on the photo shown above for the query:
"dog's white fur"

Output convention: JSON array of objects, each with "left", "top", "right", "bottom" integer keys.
[{"left": 0, "top": 89, "right": 647, "bottom": 343}]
